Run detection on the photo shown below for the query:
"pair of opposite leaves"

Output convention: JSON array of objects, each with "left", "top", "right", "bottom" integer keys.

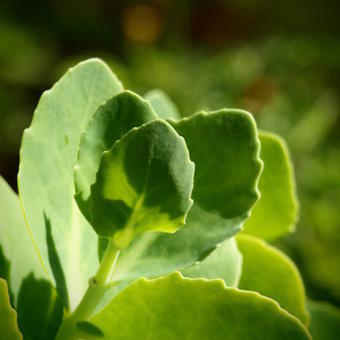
[
  {"left": 17, "top": 59, "right": 262, "bottom": 310},
  {"left": 0, "top": 57, "right": 318, "bottom": 338}
]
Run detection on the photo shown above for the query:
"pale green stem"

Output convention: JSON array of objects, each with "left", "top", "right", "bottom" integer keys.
[{"left": 55, "top": 239, "right": 120, "bottom": 340}]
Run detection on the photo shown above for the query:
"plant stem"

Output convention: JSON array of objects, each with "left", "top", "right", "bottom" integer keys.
[{"left": 55, "top": 239, "right": 120, "bottom": 339}]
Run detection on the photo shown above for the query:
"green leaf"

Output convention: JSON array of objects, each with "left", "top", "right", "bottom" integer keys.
[
  {"left": 171, "top": 110, "right": 262, "bottom": 220},
  {"left": 237, "top": 234, "right": 309, "bottom": 325},
  {"left": 17, "top": 274, "right": 63, "bottom": 340},
  {"left": 76, "top": 321, "right": 104, "bottom": 338},
  {"left": 307, "top": 300, "right": 340, "bottom": 340},
  {"left": 74, "top": 90, "right": 158, "bottom": 221},
  {"left": 98, "top": 110, "right": 261, "bottom": 304},
  {"left": 90, "top": 272, "right": 311, "bottom": 340},
  {"left": 243, "top": 131, "right": 298, "bottom": 240},
  {"left": 0, "top": 246, "right": 10, "bottom": 290},
  {"left": 18, "top": 58, "right": 123, "bottom": 310},
  {"left": 0, "top": 176, "right": 47, "bottom": 304},
  {"left": 181, "top": 237, "right": 242, "bottom": 287},
  {"left": 90, "top": 120, "right": 194, "bottom": 248},
  {"left": 0, "top": 178, "right": 60, "bottom": 339},
  {"left": 0, "top": 278, "right": 22, "bottom": 340},
  {"left": 44, "top": 214, "right": 69, "bottom": 309},
  {"left": 144, "top": 89, "right": 181, "bottom": 120}
]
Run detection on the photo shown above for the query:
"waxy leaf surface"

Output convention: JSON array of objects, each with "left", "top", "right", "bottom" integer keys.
[
  {"left": 182, "top": 237, "right": 242, "bottom": 287},
  {"left": 0, "top": 176, "right": 47, "bottom": 304},
  {"left": 237, "top": 234, "right": 308, "bottom": 324},
  {"left": 91, "top": 273, "right": 310, "bottom": 340},
  {"left": 102, "top": 110, "right": 261, "bottom": 302},
  {"left": 0, "top": 278, "right": 22, "bottom": 340},
  {"left": 18, "top": 59, "right": 123, "bottom": 309},
  {"left": 144, "top": 89, "right": 181, "bottom": 120},
  {"left": 75, "top": 90, "right": 158, "bottom": 221},
  {"left": 90, "top": 120, "right": 194, "bottom": 248},
  {"left": 243, "top": 131, "right": 298, "bottom": 240},
  {"left": 171, "top": 110, "right": 261, "bottom": 220},
  {"left": 307, "top": 300, "right": 340, "bottom": 340}
]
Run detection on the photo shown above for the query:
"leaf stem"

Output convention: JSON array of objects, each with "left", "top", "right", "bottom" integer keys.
[
  {"left": 55, "top": 239, "right": 119, "bottom": 339},
  {"left": 93, "top": 238, "right": 120, "bottom": 286}
]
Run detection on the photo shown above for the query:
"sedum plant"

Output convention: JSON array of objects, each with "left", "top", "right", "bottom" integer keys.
[{"left": 0, "top": 59, "right": 339, "bottom": 339}]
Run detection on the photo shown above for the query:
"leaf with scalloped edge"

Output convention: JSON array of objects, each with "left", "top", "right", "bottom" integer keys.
[
  {"left": 171, "top": 111, "right": 262, "bottom": 221},
  {"left": 18, "top": 58, "right": 123, "bottom": 310},
  {"left": 307, "top": 300, "right": 340, "bottom": 340},
  {"left": 144, "top": 89, "right": 181, "bottom": 120},
  {"left": 90, "top": 120, "right": 194, "bottom": 248},
  {"left": 95, "top": 110, "right": 261, "bottom": 306},
  {"left": 181, "top": 237, "right": 242, "bottom": 287},
  {"left": 90, "top": 272, "right": 310, "bottom": 340},
  {"left": 237, "top": 234, "right": 308, "bottom": 325},
  {"left": 243, "top": 131, "right": 298, "bottom": 240},
  {"left": 74, "top": 90, "right": 158, "bottom": 221},
  {"left": 0, "top": 278, "right": 22, "bottom": 340},
  {"left": 0, "top": 176, "right": 47, "bottom": 304}
]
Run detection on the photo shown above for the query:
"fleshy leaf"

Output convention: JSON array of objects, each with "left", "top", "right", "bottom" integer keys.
[
  {"left": 243, "top": 131, "right": 298, "bottom": 240},
  {"left": 171, "top": 110, "right": 262, "bottom": 219},
  {"left": 17, "top": 274, "right": 63, "bottom": 340},
  {"left": 0, "top": 278, "right": 22, "bottom": 340},
  {"left": 237, "top": 234, "right": 309, "bottom": 325},
  {"left": 181, "top": 237, "right": 242, "bottom": 287},
  {"left": 0, "top": 176, "right": 47, "bottom": 304},
  {"left": 307, "top": 300, "right": 340, "bottom": 340},
  {"left": 18, "top": 58, "right": 123, "bottom": 309},
  {"left": 90, "top": 120, "right": 194, "bottom": 248},
  {"left": 74, "top": 90, "right": 158, "bottom": 221},
  {"left": 144, "top": 89, "right": 181, "bottom": 120},
  {"left": 99, "top": 110, "right": 261, "bottom": 304},
  {"left": 90, "top": 272, "right": 311, "bottom": 340}
]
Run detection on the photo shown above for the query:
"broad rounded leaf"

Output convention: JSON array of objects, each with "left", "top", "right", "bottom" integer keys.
[
  {"left": 91, "top": 273, "right": 311, "bottom": 340},
  {"left": 18, "top": 59, "right": 123, "bottom": 309},
  {"left": 0, "top": 176, "right": 47, "bottom": 304},
  {"left": 171, "top": 110, "right": 262, "bottom": 219},
  {"left": 90, "top": 120, "right": 194, "bottom": 248},
  {"left": 237, "top": 234, "right": 309, "bottom": 324},
  {"left": 0, "top": 278, "right": 22, "bottom": 340},
  {"left": 99, "top": 110, "right": 261, "bottom": 304},
  {"left": 307, "top": 300, "right": 340, "bottom": 340},
  {"left": 243, "top": 131, "right": 298, "bottom": 240},
  {"left": 182, "top": 237, "right": 242, "bottom": 287},
  {"left": 144, "top": 89, "right": 181, "bottom": 120},
  {"left": 74, "top": 90, "right": 158, "bottom": 221}
]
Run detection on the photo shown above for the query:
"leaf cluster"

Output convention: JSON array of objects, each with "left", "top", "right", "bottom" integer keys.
[{"left": 0, "top": 59, "right": 338, "bottom": 339}]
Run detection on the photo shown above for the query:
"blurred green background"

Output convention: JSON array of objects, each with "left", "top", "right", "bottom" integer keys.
[{"left": 0, "top": 0, "right": 339, "bottom": 307}]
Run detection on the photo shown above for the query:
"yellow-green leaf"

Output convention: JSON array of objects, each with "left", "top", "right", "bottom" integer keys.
[
  {"left": 90, "top": 272, "right": 311, "bottom": 340},
  {"left": 0, "top": 278, "right": 22, "bottom": 340},
  {"left": 237, "top": 234, "right": 309, "bottom": 324},
  {"left": 0, "top": 176, "right": 47, "bottom": 304},
  {"left": 90, "top": 120, "right": 194, "bottom": 248},
  {"left": 243, "top": 131, "right": 298, "bottom": 240},
  {"left": 74, "top": 90, "right": 158, "bottom": 221}
]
